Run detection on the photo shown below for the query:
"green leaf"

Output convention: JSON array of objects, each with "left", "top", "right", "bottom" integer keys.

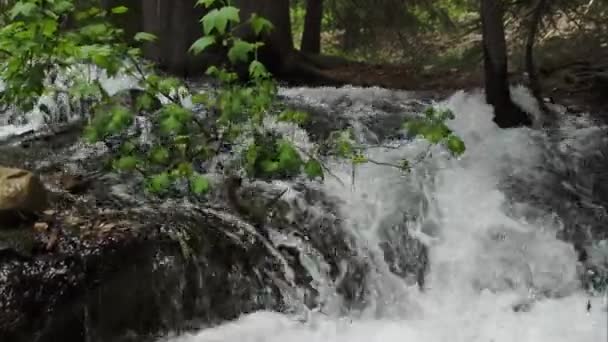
[
  {"left": 83, "top": 126, "right": 100, "bottom": 142},
  {"left": 404, "top": 119, "right": 426, "bottom": 137},
  {"left": 161, "top": 103, "right": 192, "bottom": 121},
  {"left": 175, "top": 162, "right": 194, "bottom": 176},
  {"left": 9, "top": 2, "right": 37, "bottom": 19},
  {"left": 245, "top": 144, "right": 259, "bottom": 174},
  {"left": 201, "top": 9, "right": 219, "bottom": 35},
  {"left": 157, "top": 77, "right": 182, "bottom": 94},
  {"left": 51, "top": 0, "right": 74, "bottom": 14},
  {"left": 136, "top": 93, "right": 155, "bottom": 111},
  {"left": 134, "top": 32, "right": 157, "bottom": 42},
  {"left": 445, "top": 134, "right": 466, "bottom": 156},
  {"left": 111, "top": 6, "right": 129, "bottom": 14},
  {"left": 333, "top": 130, "right": 354, "bottom": 157},
  {"left": 260, "top": 160, "right": 280, "bottom": 174},
  {"left": 250, "top": 14, "right": 274, "bottom": 35},
  {"left": 196, "top": 0, "right": 216, "bottom": 8},
  {"left": 192, "top": 93, "right": 212, "bottom": 105},
  {"left": 217, "top": 6, "right": 240, "bottom": 24},
  {"left": 201, "top": 6, "right": 239, "bottom": 35},
  {"left": 148, "top": 173, "right": 172, "bottom": 193},
  {"left": 189, "top": 36, "right": 216, "bottom": 55},
  {"left": 277, "top": 140, "right": 303, "bottom": 174},
  {"left": 120, "top": 141, "right": 137, "bottom": 154},
  {"left": 160, "top": 116, "right": 183, "bottom": 134},
  {"left": 278, "top": 109, "right": 308, "bottom": 125},
  {"left": 206, "top": 65, "right": 219, "bottom": 76},
  {"left": 105, "top": 106, "right": 133, "bottom": 133},
  {"left": 423, "top": 123, "right": 451, "bottom": 143},
  {"left": 304, "top": 159, "right": 324, "bottom": 180},
  {"left": 113, "top": 156, "right": 139, "bottom": 171},
  {"left": 249, "top": 60, "right": 270, "bottom": 78},
  {"left": 150, "top": 146, "right": 170, "bottom": 164},
  {"left": 228, "top": 39, "right": 254, "bottom": 64},
  {"left": 352, "top": 153, "right": 367, "bottom": 165},
  {"left": 190, "top": 174, "right": 210, "bottom": 194},
  {"left": 79, "top": 23, "right": 110, "bottom": 38}
]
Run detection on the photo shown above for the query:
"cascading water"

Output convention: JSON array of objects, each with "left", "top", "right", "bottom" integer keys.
[
  {"left": 0, "top": 67, "right": 138, "bottom": 140},
  {"left": 1, "top": 72, "right": 606, "bottom": 341},
  {"left": 162, "top": 87, "right": 607, "bottom": 342}
]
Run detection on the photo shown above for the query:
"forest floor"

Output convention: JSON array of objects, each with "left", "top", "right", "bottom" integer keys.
[{"left": 314, "top": 31, "right": 608, "bottom": 116}]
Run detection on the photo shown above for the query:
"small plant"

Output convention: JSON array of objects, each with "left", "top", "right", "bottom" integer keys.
[
  {"left": 404, "top": 107, "right": 465, "bottom": 156},
  {"left": 0, "top": 0, "right": 465, "bottom": 198},
  {"left": 323, "top": 106, "right": 465, "bottom": 181}
]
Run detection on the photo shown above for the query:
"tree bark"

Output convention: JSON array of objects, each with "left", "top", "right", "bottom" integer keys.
[
  {"left": 140, "top": 0, "right": 207, "bottom": 77},
  {"left": 100, "top": 0, "right": 142, "bottom": 42},
  {"left": 233, "top": 0, "right": 340, "bottom": 85},
  {"left": 233, "top": 0, "right": 294, "bottom": 74},
  {"left": 481, "top": 0, "right": 531, "bottom": 128},
  {"left": 525, "top": 0, "right": 552, "bottom": 121},
  {"left": 301, "top": 0, "right": 323, "bottom": 54}
]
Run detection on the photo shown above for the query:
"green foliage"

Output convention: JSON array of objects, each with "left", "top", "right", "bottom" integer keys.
[
  {"left": 0, "top": 0, "right": 465, "bottom": 200},
  {"left": 404, "top": 107, "right": 466, "bottom": 156}
]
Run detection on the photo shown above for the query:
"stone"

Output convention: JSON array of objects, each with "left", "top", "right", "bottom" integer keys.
[{"left": 0, "top": 167, "right": 48, "bottom": 226}]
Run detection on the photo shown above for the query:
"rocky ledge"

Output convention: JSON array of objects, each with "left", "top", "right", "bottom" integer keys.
[{"left": 0, "top": 121, "right": 393, "bottom": 342}]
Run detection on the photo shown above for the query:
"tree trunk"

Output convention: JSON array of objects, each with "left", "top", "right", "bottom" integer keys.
[
  {"left": 140, "top": 0, "right": 207, "bottom": 77},
  {"left": 301, "top": 0, "right": 323, "bottom": 54},
  {"left": 481, "top": 0, "right": 531, "bottom": 128},
  {"left": 525, "top": 0, "right": 552, "bottom": 121},
  {"left": 100, "top": 0, "right": 142, "bottom": 42},
  {"left": 233, "top": 0, "right": 340, "bottom": 85},
  {"left": 233, "top": 0, "right": 294, "bottom": 74}
]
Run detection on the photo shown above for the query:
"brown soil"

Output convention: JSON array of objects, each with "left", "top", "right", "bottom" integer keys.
[{"left": 311, "top": 55, "right": 607, "bottom": 118}]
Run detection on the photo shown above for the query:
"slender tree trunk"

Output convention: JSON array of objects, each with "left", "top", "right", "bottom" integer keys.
[
  {"left": 301, "top": 0, "right": 323, "bottom": 54},
  {"left": 481, "top": 0, "right": 531, "bottom": 128},
  {"left": 525, "top": 0, "right": 552, "bottom": 120}
]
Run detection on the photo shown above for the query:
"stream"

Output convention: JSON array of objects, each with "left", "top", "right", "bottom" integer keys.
[{"left": 1, "top": 79, "right": 607, "bottom": 341}]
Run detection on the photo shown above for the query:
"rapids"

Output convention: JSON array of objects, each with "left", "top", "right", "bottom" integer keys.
[
  {"left": 162, "top": 86, "right": 607, "bottom": 342},
  {"left": 1, "top": 79, "right": 606, "bottom": 341}
]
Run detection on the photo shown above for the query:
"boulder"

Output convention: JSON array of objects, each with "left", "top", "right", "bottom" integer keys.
[{"left": 0, "top": 167, "right": 48, "bottom": 226}]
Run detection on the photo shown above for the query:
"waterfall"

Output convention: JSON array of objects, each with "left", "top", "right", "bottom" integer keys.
[{"left": 163, "top": 87, "right": 607, "bottom": 342}]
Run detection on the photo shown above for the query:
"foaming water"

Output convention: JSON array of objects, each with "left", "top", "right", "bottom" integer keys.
[
  {"left": 164, "top": 88, "right": 607, "bottom": 342},
  {"left": 0, "top": 66, "right": 139, "bottom": 140}
]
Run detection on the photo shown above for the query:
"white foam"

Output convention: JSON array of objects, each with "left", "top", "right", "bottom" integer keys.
[{"left": 164, "top": 87, "right": 607, "bottom": 342}]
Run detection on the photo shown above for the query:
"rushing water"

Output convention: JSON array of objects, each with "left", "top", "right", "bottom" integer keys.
[
  {"left": 162, "top": 87, "right": 607, "bottom": 342},
  {"left": 1, "top": 77, "right": 606, "bottom": 341}
]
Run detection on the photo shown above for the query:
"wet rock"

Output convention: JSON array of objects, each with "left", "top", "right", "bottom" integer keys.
[
  {"left": 223, "top": 179, "right": 374, "bottom": 311},
  {"left": 378, "top": 223, "right": 429, "bottom": 289},
  {"left": 0, "top": 167, "right": 48, "bottom": 227},
  {"left": 0, "top": 207, "right": 287, "bottom": 342}
]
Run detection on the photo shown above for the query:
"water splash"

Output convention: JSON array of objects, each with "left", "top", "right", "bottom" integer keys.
[
  {"left": 0, "top": 66, "right": 139, "bottom": 140},
  {"left": 165, "top": 87, "right": 608, "bottom": 342}
]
